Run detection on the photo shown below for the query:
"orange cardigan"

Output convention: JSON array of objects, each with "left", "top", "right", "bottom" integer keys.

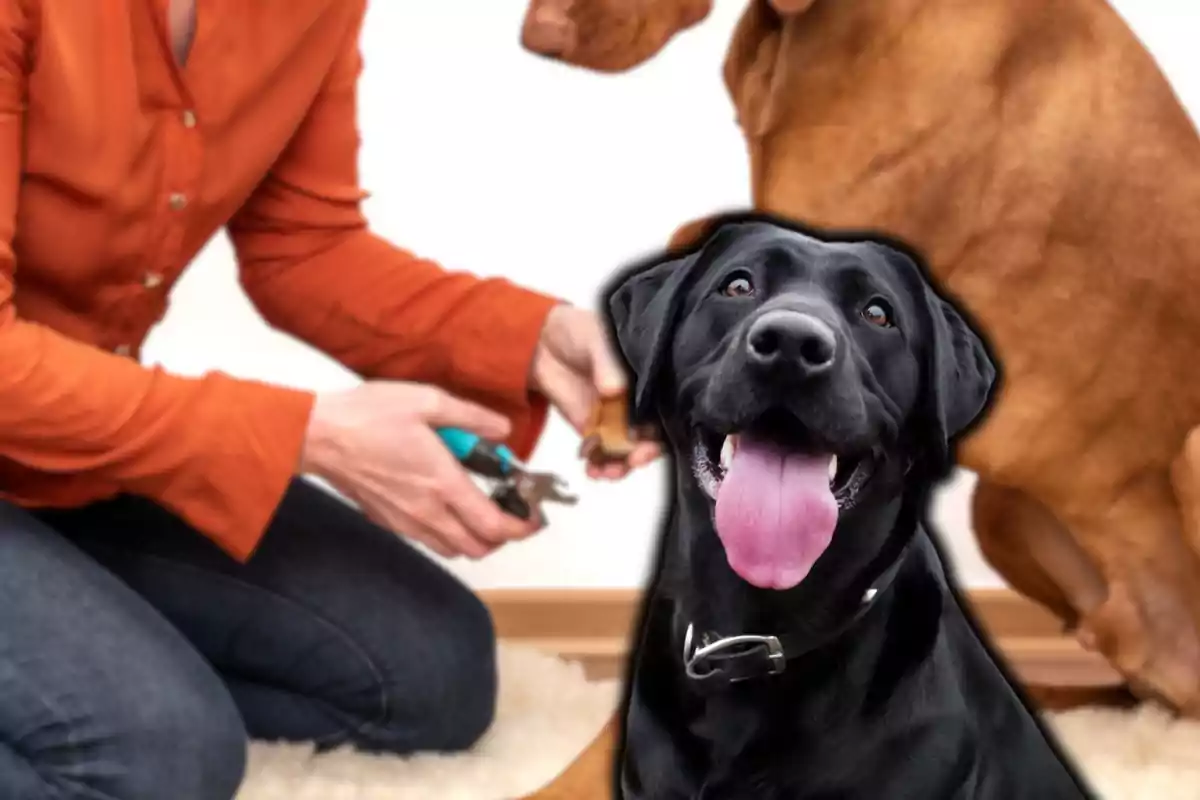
[{"left": 0, "top": 0, "right": 559, "bottom": 560}]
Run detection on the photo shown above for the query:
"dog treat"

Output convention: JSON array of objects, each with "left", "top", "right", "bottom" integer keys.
[{"left": 579, "top": 395, "right": 639, "bottom": 464}]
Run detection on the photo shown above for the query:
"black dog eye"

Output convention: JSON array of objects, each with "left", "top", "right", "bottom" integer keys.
[
  {"left": 720, "top": 272, "right": 755, "bottom": 298},
  {"left": 861, "top": 299, "right": 895, "bottom": 328}
]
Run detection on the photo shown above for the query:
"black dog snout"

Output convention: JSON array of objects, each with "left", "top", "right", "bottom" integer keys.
[{"left": 746, "top": 310, "right": 837, "bottom": 377}]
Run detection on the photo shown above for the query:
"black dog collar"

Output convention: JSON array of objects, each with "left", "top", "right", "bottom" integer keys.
[{"left": 682, "top": 538, "right": 913, "bottom": 687}]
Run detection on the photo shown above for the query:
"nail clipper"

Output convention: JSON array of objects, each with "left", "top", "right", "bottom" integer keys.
[{"left": 435, "top": 427, "right": 579, "bottom": 521}]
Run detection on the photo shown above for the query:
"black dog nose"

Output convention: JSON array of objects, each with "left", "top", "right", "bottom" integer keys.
[{"left": 746, "top": 310, "right": 837, "bottom": 376}]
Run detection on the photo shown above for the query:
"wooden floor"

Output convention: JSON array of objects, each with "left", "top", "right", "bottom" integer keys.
[
  {"left": 482, "top": 588, "right": 1127, "bottom": 696},
  {"left": 1027, "top": 684, "right": 1139, "bottom": 711}
]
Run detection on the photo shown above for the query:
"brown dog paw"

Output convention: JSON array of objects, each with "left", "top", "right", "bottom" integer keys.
[
  {"left": 579, "top": 394, "right": 654, "bottom": 466},
  {"left": 1078, "top": 579, "right": 1200, "bottom": 713}
]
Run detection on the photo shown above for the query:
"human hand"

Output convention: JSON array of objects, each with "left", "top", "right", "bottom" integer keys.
[
  {"left": 299, "top": 382, "right": 541, "bottom": 559},
  {"left": 530, "top": 304, "right": 661, "bottom": 479}
]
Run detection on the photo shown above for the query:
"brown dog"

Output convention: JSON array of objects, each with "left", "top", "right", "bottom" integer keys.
[{"left": 518, "top": 0, "right": 1200, "bottom": 796}]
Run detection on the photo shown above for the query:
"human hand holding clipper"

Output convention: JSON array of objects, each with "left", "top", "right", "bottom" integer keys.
[
  {"left": 299, "top": 306, "right": 655, "bottom": 561},
  {"left": 299, "top": 381, "right": 543, "bottom": 559}
]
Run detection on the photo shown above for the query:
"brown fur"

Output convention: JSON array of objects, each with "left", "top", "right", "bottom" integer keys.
[{"left": 519, "top": 0, "right": 1200, "bottom": 795}]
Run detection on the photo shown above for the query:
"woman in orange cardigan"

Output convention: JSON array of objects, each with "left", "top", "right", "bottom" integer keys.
[{"left": 0, "top": 2, "right": 655, "bottom": 798}]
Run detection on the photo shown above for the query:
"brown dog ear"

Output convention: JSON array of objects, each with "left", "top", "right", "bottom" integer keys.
[{"left": 767, "top": 0, "right": 818, "bottom": 13}]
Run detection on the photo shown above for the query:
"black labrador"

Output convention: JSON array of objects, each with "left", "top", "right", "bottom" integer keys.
[{"left": 602, "top": 213, "right": 1096, "bottom": 799}]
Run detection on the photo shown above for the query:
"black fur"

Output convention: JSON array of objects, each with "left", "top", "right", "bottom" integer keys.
[{"left": 599, "top": 212, "right": 1095, "bottom": 799}]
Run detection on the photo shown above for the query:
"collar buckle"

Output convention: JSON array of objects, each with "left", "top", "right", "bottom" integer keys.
[{"left": 683, "top": 623, "right": 787, "bottom": 682}]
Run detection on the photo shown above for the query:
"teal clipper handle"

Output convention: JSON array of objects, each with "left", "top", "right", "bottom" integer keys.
[{"left": 435, "top": 427, "right": 518, "bottom": 480}]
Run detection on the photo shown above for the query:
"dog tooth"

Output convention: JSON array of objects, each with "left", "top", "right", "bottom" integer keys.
[
  {"left": 828, "top": 456, "right": 838, "bottom": 483},
  {"left": 720, "top": 436, "right": 736, "bottom": 470}
]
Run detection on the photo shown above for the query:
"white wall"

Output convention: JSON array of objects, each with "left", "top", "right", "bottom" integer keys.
[{"left": 141, "top": 1, "right": 1200, "bottom": 590}]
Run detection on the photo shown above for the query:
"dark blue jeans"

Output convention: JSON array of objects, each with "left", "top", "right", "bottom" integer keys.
[{"left": 0, "top": 479, "right": 498, "bottom": 800}]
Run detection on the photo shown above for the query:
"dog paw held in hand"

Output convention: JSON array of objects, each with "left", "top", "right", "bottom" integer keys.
[{"left": 579, "top": 394, "right": 657, "bottom": 466}]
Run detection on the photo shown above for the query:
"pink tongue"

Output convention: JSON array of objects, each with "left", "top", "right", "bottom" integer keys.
[{"left": 713, "top": 436, "right": 839, "bottom": 590}]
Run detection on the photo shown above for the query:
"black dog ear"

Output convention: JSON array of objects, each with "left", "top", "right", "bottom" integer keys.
[
  {"left": 921, "top": 288, "right": 998, "bottom": 469},
  {"left": 874, "top": 240, "right": 998, "bottom": 472},
  {"left": 605, "top": 249, "right": 709, "bottom": 427}
]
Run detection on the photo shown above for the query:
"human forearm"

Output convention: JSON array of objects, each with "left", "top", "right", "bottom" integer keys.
[
  {"left": 295, "top": 379, "right": 542, "bottom": 559},
  {"left": 236, "top": 227, "right": 561, "bottom": 458}
]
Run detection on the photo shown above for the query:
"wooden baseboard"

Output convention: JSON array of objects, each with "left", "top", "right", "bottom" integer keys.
[{"left": 482, "top": 588, "right": 1124, "bottom": 689}]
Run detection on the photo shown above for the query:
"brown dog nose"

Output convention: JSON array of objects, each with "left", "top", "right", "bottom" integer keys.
[{"left": 746, "top": 310, "right": 837, "bottom": 376}]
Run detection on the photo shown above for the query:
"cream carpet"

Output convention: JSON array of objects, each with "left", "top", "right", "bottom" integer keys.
[{"left": 237, "top": 643, "right": 1200, "bottom": 800}]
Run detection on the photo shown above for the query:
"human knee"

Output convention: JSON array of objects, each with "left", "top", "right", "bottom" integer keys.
[
  {"left": 424, "top": 589, "right": 499, "bottom": 749},
  {"left": 366, "top": 589, "right": 499, "bottom": 753},
  {"left": 79, "top": 679, "right": 248, "bottom": 800},
  {"left": 169, "top": 692, "right": 248, "bottom": 800}
]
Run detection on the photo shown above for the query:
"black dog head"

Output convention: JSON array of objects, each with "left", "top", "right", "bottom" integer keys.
[{"left": 605, "top": 214, "right": 996, "bottom": 591}]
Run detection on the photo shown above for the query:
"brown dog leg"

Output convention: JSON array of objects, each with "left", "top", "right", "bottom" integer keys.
[
  {"left": 1070, "top": 472, "right": 1200, "bottom": 714},
  {"left": 971, "top": 480, "right": 1106, "bottom": 630},
  {"left": 518, "top": 716, "right": 619, "bottom": 799},
  {"left": 973, "top": 470, "right": 1200, "bottom": 715}
]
